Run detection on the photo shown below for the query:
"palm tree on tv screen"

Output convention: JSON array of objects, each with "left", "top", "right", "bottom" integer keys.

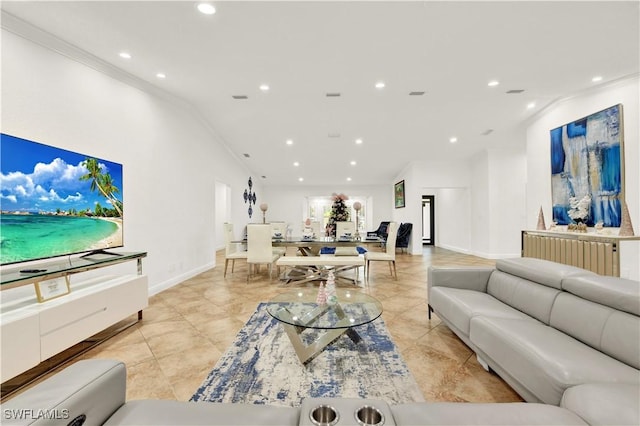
[{"left": 79, "top": 157, "right": 123, "bottom": 217}]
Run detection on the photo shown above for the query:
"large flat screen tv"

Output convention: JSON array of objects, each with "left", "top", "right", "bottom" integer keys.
[{"left": 1, "top": 133, "right": 124, "bottom": 265}]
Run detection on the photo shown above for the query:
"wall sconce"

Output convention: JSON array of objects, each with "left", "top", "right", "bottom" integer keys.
[
  {"left": 260, "top": 203, "right": 268, "bottom": 224},
  {"left": 353, "top": 201, "right": 362, "bottom": 240}
]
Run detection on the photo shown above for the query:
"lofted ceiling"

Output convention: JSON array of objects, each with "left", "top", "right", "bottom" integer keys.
[{"left": 2, "top": 1, "right": 639, "bottom": 186}]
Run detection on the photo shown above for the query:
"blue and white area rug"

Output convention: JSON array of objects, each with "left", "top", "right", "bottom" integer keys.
[{"left": 190, "top": 303, "right": 424, "bottom": 407}]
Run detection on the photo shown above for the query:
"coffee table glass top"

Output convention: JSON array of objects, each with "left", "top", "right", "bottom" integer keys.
[{"left": 266, "top": 288, "right": 383, "bottom": 330}]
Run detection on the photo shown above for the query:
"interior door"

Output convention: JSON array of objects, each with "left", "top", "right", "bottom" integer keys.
[{"left": 422, "top": 195, "right": 435, "bottom": 245}]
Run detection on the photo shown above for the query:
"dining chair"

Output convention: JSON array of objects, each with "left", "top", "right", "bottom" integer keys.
[
  {"left": 247, "top": 223, "right": 281, "bottom": 282},
  {"left": 223, "top": 223, "right": 247, "bottom": 277},
  {"left": 270, "top": 222, "right": 287, "bottom": 256},
  {"left": 365, "top": 222, "right": 399, "bottom": 280},
  {"left": 311, "top": 221, "right": 324, "bottom": 238},
  {"left": 335, "top": 221, "right": 355, "bottom": 239}
]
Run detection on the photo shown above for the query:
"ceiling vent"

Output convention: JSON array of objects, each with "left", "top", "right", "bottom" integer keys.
[
  {"left": 409, "top": 91, "right": 425, "bottom": 96},
  {"left": 481, "top": 129, "right": 494, "bottom": 136},
  {"left": 506, "top": 90, "right": 525, "bottom": 94},
  {"left": 328, "top": 132, "right": 341, "bottom": 138},
  {"left": 243, "top": 153, "right": 250, "bottom": 158},
  {"left": 232, "top": 95, "right": 248, "bottom": 99},
  {"left": 326, "top": 93, "right": 341, "bottom": 97}
]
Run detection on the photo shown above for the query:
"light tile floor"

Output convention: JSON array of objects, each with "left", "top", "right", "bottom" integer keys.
[{"left": 28, "top": 246, "right": 524, "bottom": 403}]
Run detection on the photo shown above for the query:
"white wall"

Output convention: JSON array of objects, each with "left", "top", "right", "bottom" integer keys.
[
  {"left": 395, "top": 159, "right": 477, "bottom": 255},
  {"left": 261, "top": 184, "right": 391, "bottom": 234},
  {"left": 2, "top": 30, "right": 252, "bottom": 294},
  {"left": 526, "top": 76, "right": 640, "bottom": 279},
  {"left": 487, "top": 148, "right": 527, "bottom": 257}
]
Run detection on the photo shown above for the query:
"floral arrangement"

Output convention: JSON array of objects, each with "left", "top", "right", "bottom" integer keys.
[
  {"left": 326, "top": 193, "right": 350, "bottom": 237},
  {"left": 567, "top": 194, "right": 591, "bottom": 232},
  {"left": 568, "top": 194, "right": 591, "bottom": 222}
]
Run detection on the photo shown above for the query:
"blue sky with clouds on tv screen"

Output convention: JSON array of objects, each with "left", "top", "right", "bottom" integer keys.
[{"left": 0, "top": 134, "right": 123, "bottom": 214}]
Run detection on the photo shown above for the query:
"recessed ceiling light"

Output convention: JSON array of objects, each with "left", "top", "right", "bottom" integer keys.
[
  {"left": 488, "top": 80, "right": 500, "bottom": 87},
  {"left": 527, "top": 102, "right": 536, "bottom": 109},
  {"left": 156, "top": 73, "right": 166, "bottom": 79},
  {"left": 119, "top": 52, "right": 131, "bottom": 59},
  {"left": 298, "top": 177, "right": 304, "bottom": 182},
  {"left": 592, "top": 76, "right": 603, "bottom": 82},
  {"left": 449, "top": 137, "right": 458, "bottom": 143},
  {"left": 375, "top": 81, "right": 385, "bottom": 89},
  {"left": 293, "top": 161, "right": 300, "bottom": 167},
  {"left": 350, "top": 161, "right": 357, "bottom": 166},
  {"left": 197, "top": 3, "right": 216, "bottom": 15},
  {"left": 259, "top": 84, "right": 270, "bottom": 91},
  {"left": 347, "top": 177, "right": 352, "bottom": 181},
  {"left": 355, "top": 138, "right": 363, "bottom": 145},
  {"left": 286, "top": 139, "right": 293, "bottom": 145}
]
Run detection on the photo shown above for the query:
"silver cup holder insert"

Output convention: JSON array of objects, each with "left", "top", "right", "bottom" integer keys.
[
  {"left": 355, "top": 405, "right": 385, "bottom": 426},
  {"left": 309, "top": 405, "right": 339, "bottom": 426}
]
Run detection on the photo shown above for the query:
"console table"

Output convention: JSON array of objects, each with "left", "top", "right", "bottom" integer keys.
[
  {"left": 522, "top": 230, "right": 640, "bottom": 277},
  {"left": 1, "top": 252, "right": 148, "bottom": 398}
]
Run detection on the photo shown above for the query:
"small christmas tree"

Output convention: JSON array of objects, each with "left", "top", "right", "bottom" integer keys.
[
  {"left": 316, "top": 282, "right": 327, "bottom": 305},
  {"left": 326, "top": 193, "right": 350, "bottom": 237}
]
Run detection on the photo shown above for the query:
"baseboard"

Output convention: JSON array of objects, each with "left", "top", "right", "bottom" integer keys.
[
  {"left": 437, "top": 243, "right": 471, "bottom": 254},
  {"left": 470, "top": 250, "right": 520, "bottom": 260},
  {"left": 149, "top": 262, "right": 215, "bottom": 296}
]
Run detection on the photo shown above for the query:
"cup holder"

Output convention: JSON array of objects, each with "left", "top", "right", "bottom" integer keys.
[
  {"left": 309, "top": 405, "right": 340, "bottom": 426},
  {"left": 355, "top": 405, "right": 385, "bottom": 426}
]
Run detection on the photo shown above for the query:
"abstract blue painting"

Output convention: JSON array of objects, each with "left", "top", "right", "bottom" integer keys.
[{"left": 551, "top": 104, "right": 623, "bottom": 227}]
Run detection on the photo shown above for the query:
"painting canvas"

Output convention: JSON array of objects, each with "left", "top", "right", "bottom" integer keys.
[
  {"left": 550, "top": 104, "right": 623, "bottom": 227},
  {"left": 395, "top": 180, "right": 405, "bottom": 208}
]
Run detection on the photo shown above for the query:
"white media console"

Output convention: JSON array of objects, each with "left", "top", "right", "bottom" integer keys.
[{"left": 0, "top": 252, "right": 148, "bottom": 388}]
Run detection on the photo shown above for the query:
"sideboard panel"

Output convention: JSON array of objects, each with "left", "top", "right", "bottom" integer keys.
[{"left": 522, "top": 230, "right": 639, "bottom": 277}]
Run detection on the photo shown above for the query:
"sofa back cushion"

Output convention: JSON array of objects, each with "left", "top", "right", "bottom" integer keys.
[
  {"left": 487, "top": 270, "right": 561, "bottom": 325},
  {"left": 550, "top": 292, "right": 640, "bottom": 369},
  {"left": 562, "top": 275, "right": 640, "bottom": 316},
  {"left": 496, "top": 258, "right": 595, "bottom": 290}
]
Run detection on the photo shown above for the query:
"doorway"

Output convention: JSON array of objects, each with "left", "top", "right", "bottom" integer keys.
[{"left": 422, "top": 195, "right": 435, "bottom": 245}]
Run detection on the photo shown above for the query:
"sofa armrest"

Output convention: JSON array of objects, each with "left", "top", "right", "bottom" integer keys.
[
  {"left": 428, "top": 266, "right": 494, "bottom": 293},
  {"left": 2, "top": 359, "right": 126, "bottom": 426},
  {"left": 561, "top": 383, "right": 640, "bottom": 426}
]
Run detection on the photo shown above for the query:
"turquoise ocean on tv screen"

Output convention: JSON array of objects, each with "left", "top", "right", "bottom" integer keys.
[{"left": 0, "top": 214, "right": 119, "bottom": 264}]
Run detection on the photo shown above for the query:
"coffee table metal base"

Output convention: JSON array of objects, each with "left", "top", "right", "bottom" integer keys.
[{"left": 275, "top": 304, "right": 362, "bottom": 364}]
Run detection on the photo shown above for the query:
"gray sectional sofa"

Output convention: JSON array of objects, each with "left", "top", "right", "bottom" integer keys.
[
  {"left": 428, "top": 257, "right": 640, "bottom": 425},
  {"left": 3, "top": 257, "right": 638, "bottom": 425},
  {"left": 0, "top": 359, "right": 591, "bottom": 426}
]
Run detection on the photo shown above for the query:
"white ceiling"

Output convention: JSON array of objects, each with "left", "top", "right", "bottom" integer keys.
[{"left": 2, "top": 1, "right": 639, "bottom": 186}]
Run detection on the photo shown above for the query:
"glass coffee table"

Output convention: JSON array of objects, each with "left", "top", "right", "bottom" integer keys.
[{"left": 266, "top": 288, "right": 383, "bottom": 364}]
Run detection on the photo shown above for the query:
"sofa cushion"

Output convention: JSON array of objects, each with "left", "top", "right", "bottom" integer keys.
[
  {"left": 469, "top": 316, "right": 640, "bottom": 405},
  {"left": 390, "top": 402, "right": 587, "bottom": 425},
  {"left": 103, "top": 400, "right": 300, "bottom": 425},
  {"left": 429, "top": 287, "right": 534, "bottom": 336},
  {"left": 560, "top": 383, "right": 640, "bottom": 426},
  {"left": 550, "top": 292, "right": 640, "bottom": 369},
  {"left": 1, "top": 359, "right": 125, "bottom": 426},
  {"left": 562, "top": 275, "right": 640, "bottom": 315},
  {"left": 487, "top": 270, "right": 562, "bottom": 325},
  {"left": 496, "top": 258, "right": 593, "bottom": 290}
]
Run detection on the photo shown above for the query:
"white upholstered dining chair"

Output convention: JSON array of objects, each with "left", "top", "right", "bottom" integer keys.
[
  {"left": 223, "top": 223, "right": 247, "bottom": 277},
  {"left": 270, "top": 222, "right": 287, "bottom": 256},
  {"left": 335, "top": 221, "right": 355, "bottom": 239},
  {"left": 365, "top": 221, "right": 398, "bottom": 280},
  {"left": 247, "top": 223, "right": 281, "bottom": 282}
]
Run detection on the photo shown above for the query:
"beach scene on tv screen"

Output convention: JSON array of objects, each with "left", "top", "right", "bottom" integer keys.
[{"left": 0, "top": 134, "right": 123, "bottom": 264}]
